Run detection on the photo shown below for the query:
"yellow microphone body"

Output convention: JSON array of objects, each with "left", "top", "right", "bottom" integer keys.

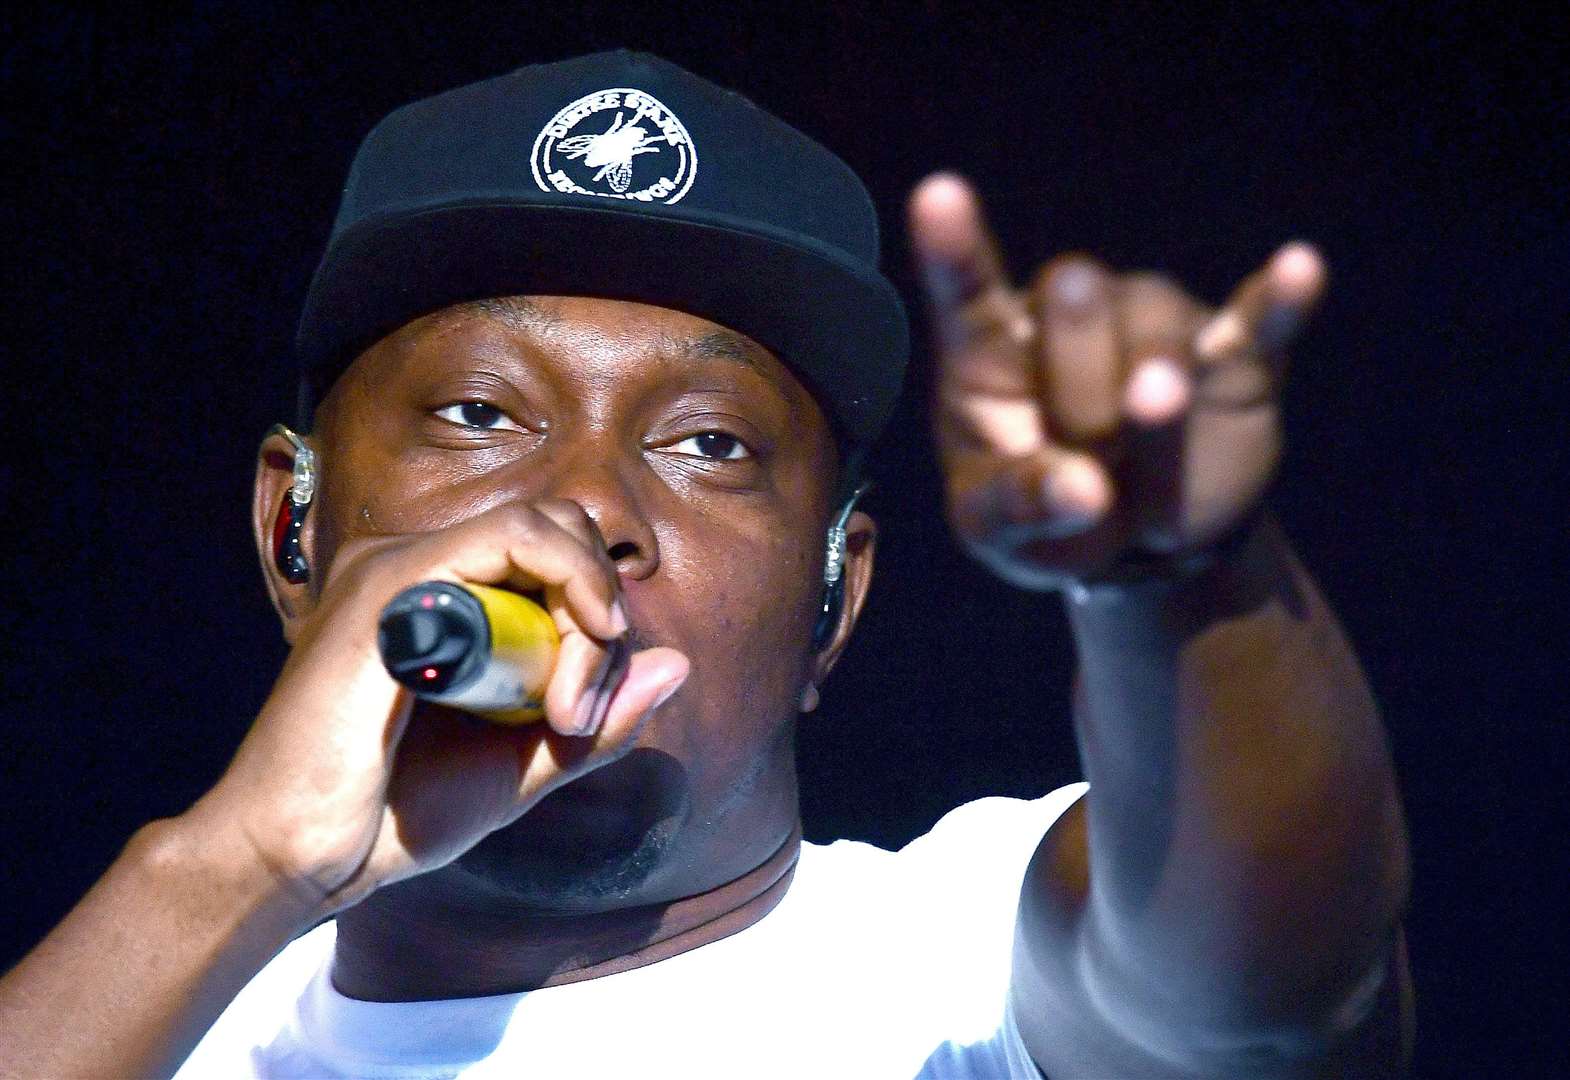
[{"left": 377, "top": 581, "right": 559, "bottom": 724}]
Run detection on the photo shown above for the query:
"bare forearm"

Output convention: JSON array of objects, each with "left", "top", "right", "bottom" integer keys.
[
  {"left": 1064, "top": 515, "right": 1409, "bottom": 1045},
  {"left": 0, "top": 813, "right": 315, "bottom": 1079}
]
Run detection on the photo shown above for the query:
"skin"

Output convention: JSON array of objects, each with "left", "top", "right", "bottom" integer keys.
[
  {"left": 0, "top": 171, "right": 1409, "bottom": 1078},
  {"left": 909, "top": 174, "right": 1411, "bottom": 1075},
  {"left": 260, "top": 296, "right": 877, "bottom": 997},
  {"left": 0, "top": 295, "right": 877, "bottom": 1075}
]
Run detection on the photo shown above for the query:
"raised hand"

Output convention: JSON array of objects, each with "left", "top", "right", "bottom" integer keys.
[{"left": 909, "top": 174, "right": 1325, "bottom": 591}]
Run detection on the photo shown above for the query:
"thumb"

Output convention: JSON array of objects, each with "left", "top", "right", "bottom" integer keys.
[
  {"left": 512, "top": 646, "right": 690, "bottom": 815},
  {"left": 351, "top": 648, "right": 689, "bottom": 897}
]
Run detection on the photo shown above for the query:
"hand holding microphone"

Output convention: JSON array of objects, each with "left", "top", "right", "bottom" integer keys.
[
  {"left": 207, "top": 496, "right": 688, "bottom": 913},
  {"left": 364, "top": 499, "right": 656, "bottom": 735}
]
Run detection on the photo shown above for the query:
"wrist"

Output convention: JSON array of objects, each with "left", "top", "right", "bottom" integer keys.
[
  {"left": 149, "top": 803, "right": 329, "bottom": 933},
  {"left": 1063, "top": 511, "right": 1289, "bottom": 644},
  {"left": 1066, "top": 506, "right": 1274, "bottom": 600}
]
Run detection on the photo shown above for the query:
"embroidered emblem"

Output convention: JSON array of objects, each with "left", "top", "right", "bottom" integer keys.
[{"left": 531, "top": 88, "right": 696, "bottom": 203}]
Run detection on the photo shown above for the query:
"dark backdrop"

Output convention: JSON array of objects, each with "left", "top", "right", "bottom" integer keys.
[{"left": 4, "top": 4, "right": 1563, "bottom": 1074}]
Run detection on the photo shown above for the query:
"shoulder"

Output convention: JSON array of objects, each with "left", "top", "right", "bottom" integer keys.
[
  {"left": 808, "top": 784, "right": 1090, "bottom": 1035},
  {"left": 907, "top": 782, "right": 1087, "bottom": 910},
  {"left": 780, "top": 783, "right": 1088, "bottom": 953},
  {"left": 797, "top": 783, "right": 1087, "bottom": 901},
  {"left": 895, "top": 783, "right": 1090, "bottom": 893},
  {"left": 904, "top": 784, "right": 1089, "bottom": 855}
]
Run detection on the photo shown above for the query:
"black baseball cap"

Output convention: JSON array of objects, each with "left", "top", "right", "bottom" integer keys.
[{"left": 296, "top": 50, "right": 909, "bottom": 451}]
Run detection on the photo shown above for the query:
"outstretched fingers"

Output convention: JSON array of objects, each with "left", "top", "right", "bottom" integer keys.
[
  {"left": 1193, "top": 242, "right": 1327, "bottom": 407},
  {"left": 913, "top": 174, "right": 1123, "bottom": 553},
  {"left": 910, "top": 173, "right": 1038, "bottom": 433}
]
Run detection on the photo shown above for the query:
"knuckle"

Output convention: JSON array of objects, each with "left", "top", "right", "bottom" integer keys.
[
  {"left": 956, "top": 290, "right": 1030, "bottom": 349},
  {"left": 535, "top": 496, "right": 589, "bottom": 523},
  {"left": 534, "top": 499, "right": 601, "bottom": 545},
  {"left": 491, "top": 502, "right": 547, "bottom": 542},
  {"left": 508, "top": 506, "right": 607, "bottom": 584},
  {"left": 1121, "top": 276, "right": 1206, "bottom": 347}
]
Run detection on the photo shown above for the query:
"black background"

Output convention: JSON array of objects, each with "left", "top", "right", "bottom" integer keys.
[{"left": 3, "top": 3, "right": 1564, "bottom": 1074}]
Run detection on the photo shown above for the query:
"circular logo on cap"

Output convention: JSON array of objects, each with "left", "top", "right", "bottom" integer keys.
[{"left": 531, "top": 88, "right": 696, "bottom": 204}]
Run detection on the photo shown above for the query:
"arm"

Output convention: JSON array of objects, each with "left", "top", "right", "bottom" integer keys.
[
  {"left": 0, "top": 499, "right": 687, "bottom": 1079},
  {"left": 907, "top": 174, "right": 1411, "bottom": 1075},
  {"left": 1016, "top": 518, "right": 1411, "bottom": 1075},
  {"left": 0, "top": 814, "right": 314, "bottom": 1079}
]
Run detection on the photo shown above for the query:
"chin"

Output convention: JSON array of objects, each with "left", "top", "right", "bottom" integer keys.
[{"left": 455, "top": 748, "right": 690, "bottom": 911}]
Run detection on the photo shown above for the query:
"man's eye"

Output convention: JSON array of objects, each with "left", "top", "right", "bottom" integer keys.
[
  {"left": 671, "top": 432, "right": 751, "bottom": 460},
  {"left": 433, "top": 402, "right": 523, "bottom": 432}
]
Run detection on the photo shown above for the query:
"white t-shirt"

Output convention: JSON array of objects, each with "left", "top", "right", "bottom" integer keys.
[{"left": 176, "top": 783, "right": 1086, "bottom": 1079}]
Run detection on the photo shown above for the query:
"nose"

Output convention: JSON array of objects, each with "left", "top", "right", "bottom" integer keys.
[{"left": 540, "top": 450, "right": 660, "bottom": 581}]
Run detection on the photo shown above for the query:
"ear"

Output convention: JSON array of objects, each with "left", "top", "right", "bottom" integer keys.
[
  {"left": 807, "top": 509, "right": 876, "bottom": 696},
  {"left": 252, "top": 428, "right": 321, "bottom": 644}
]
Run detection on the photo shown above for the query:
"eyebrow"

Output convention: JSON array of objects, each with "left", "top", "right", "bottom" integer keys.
[
  {"left": 450, "top": 300, "right": 765, "bottom": 373},
  {"left": 679, "top": 329, "right": 771, "bottom": 374},
  {"left": 453, "top": 296, "right": 557, "bottom": 333},
  {"left": 440, "top": 298, "right": 774, "bottom": 383}
]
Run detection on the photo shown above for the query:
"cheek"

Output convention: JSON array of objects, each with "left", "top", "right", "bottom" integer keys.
[
  {"left": 699, "top": 519, "right": 817, "bottom": 644},
  {"left": 320, "top": 448, "right": 533, "bottom": 554},
  {"left": 662, "top": 517, "right": 820, "bottom": 735}
]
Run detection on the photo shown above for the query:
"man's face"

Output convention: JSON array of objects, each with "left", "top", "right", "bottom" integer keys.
[{"left": 305, "top": 296, "right": 844, "bottom": 910}]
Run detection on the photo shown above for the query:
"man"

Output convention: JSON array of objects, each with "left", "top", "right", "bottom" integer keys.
[{"left": 0, "top": 51, "right": 1410, "bottom": 1077}]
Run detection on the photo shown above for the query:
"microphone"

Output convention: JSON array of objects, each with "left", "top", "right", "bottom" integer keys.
[{"left": 377, "top": 582, "right": 559, "bottom": 724}]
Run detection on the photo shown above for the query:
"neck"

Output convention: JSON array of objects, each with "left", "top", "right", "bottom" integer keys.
[{"left": 329, "top": 823, "right": 802, "bottom": 1001}]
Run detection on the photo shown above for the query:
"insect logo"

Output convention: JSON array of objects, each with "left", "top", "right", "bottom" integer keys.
[{"left": 531, "top": 88, "right": 696, "bottom": 204}]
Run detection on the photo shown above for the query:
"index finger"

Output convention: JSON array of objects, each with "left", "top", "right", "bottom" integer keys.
[
  {"left": 908, "top": 173, "right": 1031, "bottom": 361},
  {"left": 426, "top": 505, "right": 627, "bottom": 642}
]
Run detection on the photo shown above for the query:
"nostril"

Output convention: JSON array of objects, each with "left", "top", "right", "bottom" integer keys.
[{"left": 607, "top": 541, "right": 639, "bottom": 563}]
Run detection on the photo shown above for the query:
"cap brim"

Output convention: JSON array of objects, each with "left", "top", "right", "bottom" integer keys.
[{"left": 295, "top": 200, "right": 908, "bottom": 447}]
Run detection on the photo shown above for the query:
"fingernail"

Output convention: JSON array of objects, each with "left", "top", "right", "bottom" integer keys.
[
  {"left": 1052, "top": 263, "right": 1099, "bottom": 311},
  {"left": 1125, "top": 358, "right": 1190, "bottom": 423},
  {"left": 610, "top": 597, "right": 629, "bottom": 636},
  {"left": 571, "top": 680, "right": 602, "bottom": 734},
  {"left": 920, "top": 261, "right": 969, "bottom": 311},
  {"left": 572, "top": 645, "right": 616, "bottom": 735},
  {"left": 1271, "top": 242, "right": 1322, "bottom": 298},
  {"left": 578, "top": 637, "right": 631, "bottom": 737},
  {"left": 583, "top": 691, "right": 613, "bottom": 738},
  {"left": 651, "top": 671, "right": 687, "bottom": 712},
  {"left": 1256, "top": 303, "right": 1301, "bottom": 350},
  {"left": 571, "top": 693, "right": 598, "bottom": 735}
]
